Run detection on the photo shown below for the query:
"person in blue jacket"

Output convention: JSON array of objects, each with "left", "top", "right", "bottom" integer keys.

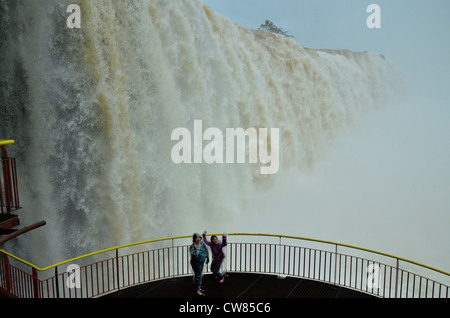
[{"left": 190, "top": 233, "right": 209, "bottom": 296}]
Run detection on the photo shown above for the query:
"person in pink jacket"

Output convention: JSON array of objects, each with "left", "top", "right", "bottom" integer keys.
[{"left": 203, "top": 231, "right": 228, "bottom": 283}]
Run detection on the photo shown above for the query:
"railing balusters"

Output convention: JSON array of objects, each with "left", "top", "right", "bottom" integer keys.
[{"left": 1, "top": 235, "right": 448, "bottom": 298}]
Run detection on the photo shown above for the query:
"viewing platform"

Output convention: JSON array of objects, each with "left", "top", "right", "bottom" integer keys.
[
  {"left": 1, "top": 233, "right": 449, "bottom": 299},
  {"left": 103, "top": 272, "right": 375, "bottom": 299}
]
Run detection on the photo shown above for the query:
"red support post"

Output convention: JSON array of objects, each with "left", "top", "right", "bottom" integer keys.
[
  {"left": 1, "top": 146, "right": 13, "bottom": 213},
  {"left": 1, "top": 146, "right": 11, "bottom": 213},
  {"left": 0, "top": 144, "right": 21, "bottom": 213},
  {"left": 32, "top": 267, "right": 40, "bottom": 298},
  {"left": 2, "top": 253, "right": 11, "bottom": 296}
]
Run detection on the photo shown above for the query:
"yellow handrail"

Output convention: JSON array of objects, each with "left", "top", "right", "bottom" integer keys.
[
  {"left": 1, "top": 233, "right": 449, "bottom": 277},
  {"left": 0, "top": 235, "right": 192, "bottom": 272},
  {"left": 0, "top": 140, "right": 15, "bottom": 146}
]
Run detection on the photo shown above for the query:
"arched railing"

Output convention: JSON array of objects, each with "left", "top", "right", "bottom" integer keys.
[{"left": 0, "top": 233, "right": 449, "bottom": 298}]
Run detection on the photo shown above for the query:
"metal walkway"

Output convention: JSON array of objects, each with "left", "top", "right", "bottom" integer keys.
[{"left": 103, "top": 273, "right": 375, "bottom": 298}]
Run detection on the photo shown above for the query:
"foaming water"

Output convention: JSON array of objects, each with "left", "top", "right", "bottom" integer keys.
[{"left": 1, "top": 0, "right": 403, "bottom": 267}]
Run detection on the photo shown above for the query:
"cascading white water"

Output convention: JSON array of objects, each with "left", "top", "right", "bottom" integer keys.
[{"left": 0, "top": 0, "right": 403, "bottom": 267}]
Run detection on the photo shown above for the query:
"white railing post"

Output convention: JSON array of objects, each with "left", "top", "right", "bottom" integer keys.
[
  {"left": 278, "top": 236, "right": 281, "bottom": 278},
  {"left": 115, "top": 248, "right": 120, "bottom": 292},
  {"left": 334, "top": 244, "right": 338, "bottom": 286},
  {"left": 395, "top": 258, "right": 399, "bottom": 298},
  {"left": 171, "top": 238, "right": 174, "bottom": 278}
]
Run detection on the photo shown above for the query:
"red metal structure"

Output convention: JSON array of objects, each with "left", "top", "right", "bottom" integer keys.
[
  {"left": 0, "top": 140, "right": 21, "bottom": 234},
  {"left": 0, "top": 140, "right": 45, "bottom": 242}
]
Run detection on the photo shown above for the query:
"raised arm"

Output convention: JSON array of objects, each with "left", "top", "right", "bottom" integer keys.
[
  {"left": 202, "top": 232, "right": 212, "bottom": 246},
  {"left": 222, "top": 233, "right": 227, "bottom": 247},
  {"left": 203, "top": 241, "right": 210, "bottom": 263}
]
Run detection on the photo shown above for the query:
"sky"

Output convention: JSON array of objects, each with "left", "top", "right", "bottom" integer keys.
[
  {"left": 204, "top": 0, "right": 450, "bottom": 98},
  {"left": 203, "top": 0, "right": 450, "bottom": 272}
]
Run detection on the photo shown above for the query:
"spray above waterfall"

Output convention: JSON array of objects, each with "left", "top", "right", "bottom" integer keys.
[{"left": 0, "top": 0, "right": 404, "bottom": 266}]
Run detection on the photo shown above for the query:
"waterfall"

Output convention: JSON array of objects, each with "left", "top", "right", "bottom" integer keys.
[{"left": 0, "top": 0, "right": 403, "bottom": 267}]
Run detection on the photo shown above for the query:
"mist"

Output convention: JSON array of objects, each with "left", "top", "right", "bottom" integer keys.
[
  {"left": 203, "top": 0, "right": 450, "bottom": 274},
  {"left": 243, "top": 95, "right": 450, "bottom": 273}
]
